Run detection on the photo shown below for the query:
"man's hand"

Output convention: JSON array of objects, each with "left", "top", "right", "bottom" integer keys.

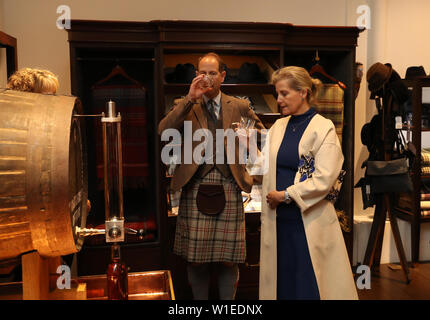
[
  {"left": 266, "top": 190, "right": 285, "bottom": 209},
  {"left": 187, "top": 74, "right": 213, "bottom": 102}
]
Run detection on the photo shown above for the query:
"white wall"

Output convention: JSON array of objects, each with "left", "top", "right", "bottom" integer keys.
[
  {"left": 370, "top": 0, "right": 430, "bottom": 77},
  {"left": 1, "top": 0, "right": 355, "bottom": 95}
]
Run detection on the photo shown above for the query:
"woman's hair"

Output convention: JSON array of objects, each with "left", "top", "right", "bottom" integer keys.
[
  {"left": 7, "top": 68, "right": 59, "bottom": 94},
  {"left": 271, "top": 66, "right": 322, "bottom": 105}
]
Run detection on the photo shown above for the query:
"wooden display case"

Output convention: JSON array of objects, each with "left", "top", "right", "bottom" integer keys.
[{"left": 66, "top": 20, "right": 361, "bottom": 299}]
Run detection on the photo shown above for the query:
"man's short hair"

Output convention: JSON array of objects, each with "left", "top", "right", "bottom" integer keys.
[{"left": 198, "top": 52, "right": 225, "bottom": 72}]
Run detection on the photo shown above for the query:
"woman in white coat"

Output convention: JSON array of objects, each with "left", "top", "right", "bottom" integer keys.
[{"left": 259, "top": 66, "right": 358, "bottom": 300}]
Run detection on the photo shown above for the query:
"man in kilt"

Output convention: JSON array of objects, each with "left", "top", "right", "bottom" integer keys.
[{"left": 158, "top": 52, "right": 264, "bottom": 299}]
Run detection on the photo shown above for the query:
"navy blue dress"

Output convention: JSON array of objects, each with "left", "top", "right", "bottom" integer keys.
[{"left": 276, "top": 108, "right": 320, "bottom": 300}]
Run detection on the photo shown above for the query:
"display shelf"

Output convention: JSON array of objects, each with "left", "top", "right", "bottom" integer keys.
[
  {"left": 66, "top": 21, "right": 361, "bottom": 291},
  {"left": 392, "top": 78, "right": 430, "bottom": 263},
  {"left": 393, "top": 206, "right": 430, "bottom": 223},
  {"left": 163, "top": 83, "right": 276, "bottom": 95}
]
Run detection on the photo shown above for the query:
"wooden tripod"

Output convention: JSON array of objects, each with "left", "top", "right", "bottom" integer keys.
[
  {"left": 362, "top": 193, "right": 410, "bottom": 283},
  {"left": 363, "top": 95, "right": 411, "bottom": 284}
]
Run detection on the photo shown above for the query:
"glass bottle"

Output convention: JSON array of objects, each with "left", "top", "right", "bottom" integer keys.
[{"left": 107, "top": 243, "right": 128, "bottom": 300}]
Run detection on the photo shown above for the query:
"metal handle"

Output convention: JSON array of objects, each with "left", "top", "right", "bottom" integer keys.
[{"left": 75, "top": 226, "right": 105, "bottom": 237}]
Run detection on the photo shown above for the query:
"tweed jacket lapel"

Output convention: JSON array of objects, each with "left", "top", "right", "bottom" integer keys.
[
  {"left": 192, "top": 93, "right": 231, "bottom": 130},
  {"left": 191, "top": 99, "right": 207, "bottom": 130},
  {"left": 221, "top": 93, "right": 233, "bottom": 130}
]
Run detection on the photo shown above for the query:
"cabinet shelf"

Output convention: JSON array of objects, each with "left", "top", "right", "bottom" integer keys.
[
  {"left": 401, "top": 125, "right": 430, "bottom": 131},
  {"left": 163, "top": 83, "right": 276, "bottom": 95},
  {"left": 393, "top": 206, "right": 430, "bottom": 223}
]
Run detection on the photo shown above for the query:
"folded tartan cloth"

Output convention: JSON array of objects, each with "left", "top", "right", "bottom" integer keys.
[
  {"left": 421, "top": 201, "right": 430, "bottom": 209},
  {"left": 422, "top": 148, "right": 430, "bottom": 166},
  {"left": 422, "top": 210, "right": 430, "bottom": 217},
  {"left": 315, "top": 84, "right": 344, "bottom": 144},
  {"left": 421, "top": 193, "right": 430, "bottom": 201},
  {"left": 422, "top": 166, "right": 430, "bottom": 175}
]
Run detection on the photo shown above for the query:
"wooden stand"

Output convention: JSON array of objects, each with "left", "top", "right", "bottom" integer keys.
[
  {"left": 21, "top": 251, "right": 87, "bottom": 300},
  {"left": 363, "top": 194, "right": 411, "bottom": 284}
]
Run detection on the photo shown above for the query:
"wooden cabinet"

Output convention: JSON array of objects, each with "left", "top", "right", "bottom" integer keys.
[
  {"left": 66, "top": 21, "right": 361, "bottom": 295},
  {"left": 393, "top": 78, "right": 430, "bottom": 263}
]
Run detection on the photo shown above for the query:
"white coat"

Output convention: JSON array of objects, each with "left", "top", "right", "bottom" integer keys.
[{"left": 257, "top": 113, "right": 358, "bottom": 300}]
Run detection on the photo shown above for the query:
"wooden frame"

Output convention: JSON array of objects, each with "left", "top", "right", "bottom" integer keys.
[{"left": 0, "top": 30, "right": 18, "bottom": 78}]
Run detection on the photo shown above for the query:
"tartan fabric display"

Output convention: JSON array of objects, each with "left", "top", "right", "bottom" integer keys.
[
  {"left": 422, "top": 148, "right": 430, "bottom": 176},
  {"left": 397, "top": 193, "right": 430, "bottom": 216},
  {"left": 173, "top": 168, "right": 246, "bottom": 263},
  {"left": 422, "top": 148, "right": 430, "bottom": 166},
  {"left": 422, "top": 201, "right": 430, "bottom": 209},
  {"left": 422, "top": 166, "right": 430, "bottom": 175},
  {"left": 314, "top": 84, "right": 344, "bottom": 144}
]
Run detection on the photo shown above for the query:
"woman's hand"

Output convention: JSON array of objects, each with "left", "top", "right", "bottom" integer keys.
[{"left": 266, "top": 190, "right": 285, "bottom": 209}]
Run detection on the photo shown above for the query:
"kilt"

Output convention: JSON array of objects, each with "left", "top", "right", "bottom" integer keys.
[{"left": 173, "top": 168, "right": 246, "bottom": 263}]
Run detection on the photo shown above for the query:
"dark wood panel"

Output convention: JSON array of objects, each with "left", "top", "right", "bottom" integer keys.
[
  {"left": 285, "top": 26, "right": 362, "bottom": 48},
  {"left": 156, "top": 20, "right": 289, "bottom": 46},
  {"left": 0, "top": 31, "right": 17, "bottom": 48},
  {"left": 68, "top": 20, "right": 158, "bottom": 44},
  {"left": 160, "top": 30, "right": 285, "bottom": 45}
]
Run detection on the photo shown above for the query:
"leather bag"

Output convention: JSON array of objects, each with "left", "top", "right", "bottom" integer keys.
[
  {"left": 196, "top": 183, "right": 226, "bottom": 216},
  {"left": 366, "top": 158, "right": 413, "bottom": 194}
]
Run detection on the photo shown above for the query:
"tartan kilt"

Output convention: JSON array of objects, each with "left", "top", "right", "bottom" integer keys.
[{"left": 173, "top": 169, "right": 246, "bottom": 263}]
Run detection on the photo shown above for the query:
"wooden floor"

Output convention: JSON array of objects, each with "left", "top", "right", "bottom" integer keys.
[{"left": 357, "top": 262, "right": 430, "bottom": 300}]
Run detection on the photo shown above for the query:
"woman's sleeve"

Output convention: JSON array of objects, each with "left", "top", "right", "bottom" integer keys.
[{"left": 287, "top": 125, "right": 343, "bottom": 212}]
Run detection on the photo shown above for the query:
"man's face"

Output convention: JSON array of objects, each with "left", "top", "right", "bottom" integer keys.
[{"left": 196, "top": 56, "right": 226, "bottom": 99}]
